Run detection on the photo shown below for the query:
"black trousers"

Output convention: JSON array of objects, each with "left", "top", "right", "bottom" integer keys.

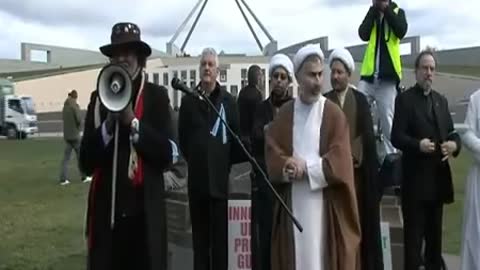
[
  {"left": 251, "top": 179, "right": 273, "bottom": 270},
  {"left": 402, "top": 200, "right": 444, "bottom": 270},
  {"left": 189, "top": 197, "right": 228, "bottom": 270},
  {"left": 111, "top": 215, "right": 150, "bottom": 270}
]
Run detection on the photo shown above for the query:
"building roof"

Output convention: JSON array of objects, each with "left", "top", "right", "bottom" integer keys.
[{"left": 158, "top": 55, "right": 270, "bottom": 67}]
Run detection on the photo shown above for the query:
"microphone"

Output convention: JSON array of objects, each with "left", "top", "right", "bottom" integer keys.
[{"left": 171, "top": 77, "right": 199, "bottom": 97}]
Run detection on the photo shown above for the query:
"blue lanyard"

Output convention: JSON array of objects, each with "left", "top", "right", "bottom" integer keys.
[{"left": 210, "top": 103, "right": 227, "bottom": 144}]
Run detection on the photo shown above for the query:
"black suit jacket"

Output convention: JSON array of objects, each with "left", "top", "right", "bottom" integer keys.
[
  {"left": 80, "top": 77, "right": 174, "bottom": 270},
  {"left": 391, "top": 84, "right": 461, "bottom": 204},
  {"left": 178, "top": 82, "right": 245, "bottom": 199}
]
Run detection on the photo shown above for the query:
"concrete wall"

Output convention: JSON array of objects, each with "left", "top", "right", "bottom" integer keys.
[
  {"left": 14, "top": 68, "right": 101, "bottom": 113},
  {"left": 11, "top": 52, "right": 480, "bottom": 117},
  {"left": 401, "top": 46, "right": 480, "bottom": 67},
  {"left": 14, "top": 56, "right": 293, "bottom": 114},
  {"left": 12, "top": 58, "right": 166, "bottom": 113},
  {"left": 21, "top": 43, "right": 108, "bottom": 68},
  {"left": 0, "top": 59, "right": 61, "bottom": 73},
  {"left": 342, "top": 36, "right": 480, "bottom": 68},
  {"left": 345, "top": 36, "right": 421, "bottom": 62}
]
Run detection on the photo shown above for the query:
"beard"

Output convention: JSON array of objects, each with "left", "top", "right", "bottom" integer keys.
[
  {"left": 299, "top": 90, "right": 320, "bottom": 104},
  {"left": 420, "top": 79, "right": 432, "bottom": 92},
  {"left": 271, "top": 88, "right": 290, "bottom": 107},
  {"left": 331, "top": 80, "right": 348, "bottom": 92}
]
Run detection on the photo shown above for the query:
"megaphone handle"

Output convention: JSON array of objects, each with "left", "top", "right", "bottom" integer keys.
[{"left": 110, "top": 120, "right": 119, "bottom": 229}]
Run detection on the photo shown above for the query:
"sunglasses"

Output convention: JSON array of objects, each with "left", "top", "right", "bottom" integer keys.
[{"left": 272, "top": 72, "right": 288, "bottom": 80}]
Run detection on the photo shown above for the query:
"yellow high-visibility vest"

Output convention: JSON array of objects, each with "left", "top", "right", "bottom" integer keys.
[{"left": 360, "top": 7, "right": 402, "bottom": 80}]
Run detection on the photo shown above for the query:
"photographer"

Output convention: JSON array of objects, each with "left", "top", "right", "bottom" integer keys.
[{"left": 358, "top": 0, "right": 407, "bottom": 163}]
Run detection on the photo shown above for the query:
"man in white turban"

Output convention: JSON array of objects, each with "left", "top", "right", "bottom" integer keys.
[
  {"left": 265, "top": 44, "right": 361, "bottom": 270},
  {"left": 250, "top": 53, "right": 294, "bottom": 270},
  {"left": 325, "top": 47, "right": 384, "bottom": 270}
]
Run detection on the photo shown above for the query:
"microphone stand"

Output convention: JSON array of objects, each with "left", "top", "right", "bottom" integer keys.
[
  {"left": 110, "top": 119, "right": 119, "bottom": 229},
  {"left": 196, "top": 89, "right": 303, "bottom": 233}
]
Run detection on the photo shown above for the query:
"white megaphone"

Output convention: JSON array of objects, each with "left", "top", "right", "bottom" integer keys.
[
  {"left": 97, "top": 63, "right": 132, "bottom": 112},
  {"left": 96, "top": 63, "right": 134, "bottom": 230}
]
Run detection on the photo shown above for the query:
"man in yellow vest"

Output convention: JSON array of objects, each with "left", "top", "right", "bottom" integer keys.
[{"left": 358, "top": 0, "right": 407, "bottom": 163}]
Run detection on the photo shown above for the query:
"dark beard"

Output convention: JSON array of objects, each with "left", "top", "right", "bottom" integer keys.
[{"left": 271, "top": 91, "right": 291, "bottom": 107}]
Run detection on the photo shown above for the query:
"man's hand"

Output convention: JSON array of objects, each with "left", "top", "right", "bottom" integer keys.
[
  {"left": 419, "top": 138, "right": 436, "bottom": 153},
  {"left": 374, "top": 0, "right": 388, "bottom": 12},
  {"left": 441, "top": 141, "right": 457, "bottom": 161},
  {"left": 284, "top": 157, "right": 307, "bottom": 180},
  {"left": 120, "top": 103, "right": 135, "bottom": 127}
]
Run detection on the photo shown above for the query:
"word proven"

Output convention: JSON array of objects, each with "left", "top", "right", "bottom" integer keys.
[{"left": 228, "top": 200, "right": 252, "bottom": 270}]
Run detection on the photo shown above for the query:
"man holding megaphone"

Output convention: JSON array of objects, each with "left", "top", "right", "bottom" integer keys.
[{"left": 80, "top": 22, "right": 178, "bottom": 270}]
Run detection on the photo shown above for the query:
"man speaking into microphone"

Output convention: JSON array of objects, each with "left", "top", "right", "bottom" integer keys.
[
  {"left": 178, "top": 47, "right": 245, "bottom": 270},
  {"left": 80, "top": 22, "right": 177, "bottom": 270}
]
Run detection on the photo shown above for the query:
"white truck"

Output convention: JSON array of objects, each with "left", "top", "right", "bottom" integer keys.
[{"left": 0, "top": 78, "right": 38, "bottom": 139}]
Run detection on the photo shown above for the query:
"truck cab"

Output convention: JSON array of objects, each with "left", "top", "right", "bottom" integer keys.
[{"left": 0, "top": 79, "right": 38, "bottom": 139}]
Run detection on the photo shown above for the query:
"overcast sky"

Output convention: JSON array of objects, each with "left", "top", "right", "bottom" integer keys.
[{"left": 0, "top": 0, "right": 478, "bottom": 61}]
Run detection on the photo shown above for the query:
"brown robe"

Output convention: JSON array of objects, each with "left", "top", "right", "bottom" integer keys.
[
  {"left": 326, "top": 88, "right": 363, "bottom": 194},
  {"left": 326, "top": 88, "right": 384, "bottom": 270},
  {"left": 265, "top": 98, "right": 361, "bottom": 270}
]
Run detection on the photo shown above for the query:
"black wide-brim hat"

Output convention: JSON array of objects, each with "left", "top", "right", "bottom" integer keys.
[{"left": 100, "top": 22, "right": 152, "bottom": 58}]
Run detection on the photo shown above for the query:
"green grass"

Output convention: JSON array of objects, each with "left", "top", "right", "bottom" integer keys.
[
  {"left": 436, "top": 65, "right": 480, "bottom": 78},
  {"left": 0, "top": 139, "right": 89, "bottom": 270},
  {"left": 404, "top": 65, "right": 480, "bottom": 78},
  {"left": 443, "top": 151, "right": 470, "bottom": 255},
  {"left": 0, "top": 139, "right": 472, "bottom": 269}
]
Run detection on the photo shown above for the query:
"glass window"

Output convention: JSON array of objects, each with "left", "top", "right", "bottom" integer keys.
[
  {"left": 190, "top": 70, "right": 196, "bottom": 87},
  {"left": 1, "top": 85, "right": 13, "bottom": 95},
  {"left": 21, "top": 97, "right": 36, "bottom": 115},
  {"left": 153, "top": 73, "right": 159, "bottom": 85},
  {"left": 220, "top": 69, "right": 227, "bottom": 83},
  {"left": 163, "top": 72, "right": 169, "bottom": 86},
  {"left": 8, "top": 99, "right": 24, "bottom": 114},
  {"left": 241, "top": 68, "right": 247, "bottom": 80},
  {"left": 181, "top": 70, "right": 187, "bottom": 83},
  {"left": 241, "top": 68, "right": 248, "bottom": 88},
  {"left": 173, "top": 70, "right": 178, "bottom": 79}
]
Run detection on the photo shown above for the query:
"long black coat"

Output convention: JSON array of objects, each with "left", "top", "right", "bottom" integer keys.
[
  {"left": 391, "top": 84, "right": 461, "bottom": 204},
  {"left": 325, "top": 88, "right": 384, "bottom": 270},
  {"left": 80, "top": 77, "right": 174, "bottom": 270},
  {"left": 178, "top": 82, "right": 245, "bottom": 199},
  {"left": 238, "top": 84, "right": 263, "bottom": 150}
]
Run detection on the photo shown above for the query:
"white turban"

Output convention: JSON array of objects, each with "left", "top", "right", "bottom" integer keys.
[
  {"left": 269, "top": 54, "right": 293, "bottom": 79},
  {"left": 328, "top": 48, "right": 355, "bottom": 74},
  {"left": 293, "top": 44, "right": 325, "bottom": 74}
]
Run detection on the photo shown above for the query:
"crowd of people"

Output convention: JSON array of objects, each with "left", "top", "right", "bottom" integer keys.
[{"left": 55, "top": 0, "right": 480, "bottom": 269}]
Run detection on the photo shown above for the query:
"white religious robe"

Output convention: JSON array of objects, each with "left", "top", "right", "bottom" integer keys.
[
  {"left": 460, "top": 89, "right": 480, "bottom": 270},
  {"left": 290, "top": 96, "right": 329, "bottom": 270}
]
